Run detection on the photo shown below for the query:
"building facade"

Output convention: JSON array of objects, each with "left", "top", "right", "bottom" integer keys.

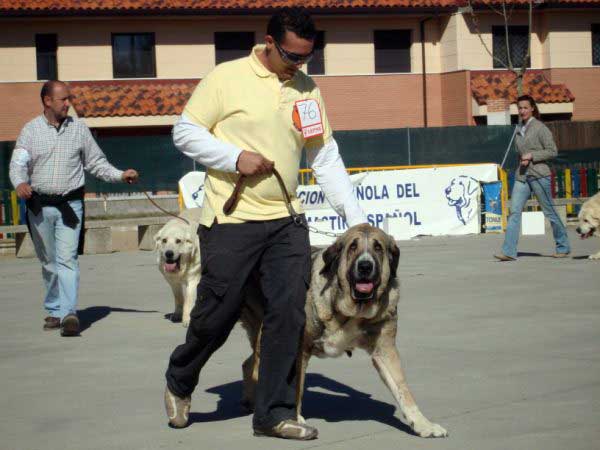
[{"left": 1, "top": 0, "right": 599, "bottom": 141}]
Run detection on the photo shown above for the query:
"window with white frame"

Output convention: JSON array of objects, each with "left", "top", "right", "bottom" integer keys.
[
  {"left": 307, "top": 31, "right": 325, "bottom": 75},
  {"left": 492, "top": 26, "right": 530, "bottom": 69},
  {"left": 374, "top": 30, "right": 411, "bottom": 73},
  {"left": 112, "top": 33, "right": 156, "bottom": 78},
  {"left": 215, "top": 32, "right": 255, "bottom": 65},
  {"left": 592, "top": 24, "right": 600, "bottom": 66},
  {"left": 36, "top": 34, "right": 58, "bottom": 80}
]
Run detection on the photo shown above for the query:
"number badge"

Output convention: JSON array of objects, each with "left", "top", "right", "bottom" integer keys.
[{"left": 293, "top": 99, "right": 324, "bottom": 139}]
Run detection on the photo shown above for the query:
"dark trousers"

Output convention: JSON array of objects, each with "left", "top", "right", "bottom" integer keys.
[{"left": 165, "top": 215, "right": 311, "bottom": 429}]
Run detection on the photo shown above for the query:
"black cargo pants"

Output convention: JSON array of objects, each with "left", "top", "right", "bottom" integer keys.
[{"left": 165, "top": 215, "right": 311, "bottom": 429}]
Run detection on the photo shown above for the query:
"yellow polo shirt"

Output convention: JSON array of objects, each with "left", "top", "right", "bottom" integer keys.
[{"left": 184, "top": 44, "right": 332, "bottom": 226}]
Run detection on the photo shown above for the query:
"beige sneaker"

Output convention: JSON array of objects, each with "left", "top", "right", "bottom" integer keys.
[
  {"left": 254, "top": 419, "right": 318, "bottom": 440},
  {"left": 494, "top": 254, "right": 516, "bottom": 262},
  {"left": 164, "top": 386, "right": 191, "bottom": 428}
]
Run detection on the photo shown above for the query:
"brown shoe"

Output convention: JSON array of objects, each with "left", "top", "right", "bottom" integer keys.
[
  {"left": 164, "top": 386, "right": 191, "bottom": 428},
  {"left": 60, "top": 314, "right": 80, "bottom": 336},
  {"left": 254, "top": 419, "right": 318, "bottom": 440},
  {"left": 552, "top": 253, "right": 570, "bottom": 258},
  {"left": 494, "top": 254, "right": 516, "bottom": 262},
  {"left": 43, "top": 317, "right": 60, "bottom": 331}
]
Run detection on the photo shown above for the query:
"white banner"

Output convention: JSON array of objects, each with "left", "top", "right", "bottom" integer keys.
[
  {"left": 179, "top": 164, "right": 499, "bottom": 245},
  {"left": 179, "top": 171, "right": 206, "bottom": 209},
  {"left": 298, "top": 164, "right": 498, "bottom": 245}
]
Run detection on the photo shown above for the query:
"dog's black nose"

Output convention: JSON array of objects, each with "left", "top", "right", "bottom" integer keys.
[
  {"left": 576, "top": 227, "right": 581, "bottom": 234},
  {"left": 357, "top": 260, "right": 373, "bottom": 276},
  {"left": 165, "top": 250, "right": 174, "bottom": 260},
  {"left": 445, "top": 187, "right": 451, "bottom": 194}
]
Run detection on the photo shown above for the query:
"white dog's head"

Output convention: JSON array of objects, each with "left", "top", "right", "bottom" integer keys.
[
  {"left": 576, "top": 195, "right": 600, "bottom": 239},
  {"left": 445, "top": 176, "right": 478, "bottom": 207},
  {"left": 155, "top": 218, "right": 198, "bottom": 274}
]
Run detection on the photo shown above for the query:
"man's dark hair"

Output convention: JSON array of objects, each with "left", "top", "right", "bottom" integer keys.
[
  {"left": 40, "top": 80, "right": 65, "bottom": 104},
  {"left": 267, "top": 7, "right": 316, "bottom": 43}
]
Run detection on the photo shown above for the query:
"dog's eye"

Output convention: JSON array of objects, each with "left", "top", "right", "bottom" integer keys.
[
  {"left": 176, "top": 239, "right": 181, "bottom": 244},
  {"left": 162, "top": 238, "right": 167, "bottom": 244},
  {"left": 374, "top": 242, "right": 383, "bottom": 252},
  {"left": 349, "top": 242, "right": 357, "bottom": 252}
]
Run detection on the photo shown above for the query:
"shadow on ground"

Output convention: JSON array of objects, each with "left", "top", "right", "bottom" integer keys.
[
  {"left": 188, "top": 373, "right": 413, "bottom": 434},
  {"left": 78, "top": 306, "right": 159, "bottom": 333}
]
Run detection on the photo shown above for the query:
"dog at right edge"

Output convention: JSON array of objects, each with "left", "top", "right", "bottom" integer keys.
[
  {"left": 239, "top": 224, "right": 448, "bottom": 438},
  {"left": 576, "top": 192, "right": 600, "bottom": 259}
]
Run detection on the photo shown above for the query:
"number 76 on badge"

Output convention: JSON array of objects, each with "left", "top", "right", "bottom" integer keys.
[{"left": 294, "top": 99, "right": 324, "bottom": 139}]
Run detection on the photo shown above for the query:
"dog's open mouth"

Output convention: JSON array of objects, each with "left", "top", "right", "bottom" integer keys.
[
  {"left": 164, "top": 256, "right": 181, "bottom": 273},
  {"left": 352, "top": 280, "right": 376, "bottom": 302},
  {"left": 578, "top": 228, "right": 595, "bottom": 239}
]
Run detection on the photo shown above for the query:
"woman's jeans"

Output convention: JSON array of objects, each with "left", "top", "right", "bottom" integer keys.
[{"left": 502, "top": 176, "right": 570, "bottom": 258}]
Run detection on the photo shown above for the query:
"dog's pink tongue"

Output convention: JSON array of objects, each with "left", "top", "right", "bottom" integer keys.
[
  {"left": 164, "top": 262, "right": 177, "bottom": 273},
  {"left": 355, "top": 282, "right": 374, "bottom": 293}
]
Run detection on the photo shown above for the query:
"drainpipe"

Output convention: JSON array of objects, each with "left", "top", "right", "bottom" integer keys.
[{"left": 420, "top": 17, "right": 433, "bottom": 128}]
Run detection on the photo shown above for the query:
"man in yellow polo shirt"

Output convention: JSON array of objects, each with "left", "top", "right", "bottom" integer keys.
[{"left": 164, "top": 8, "right": 366, "bottom": 439}]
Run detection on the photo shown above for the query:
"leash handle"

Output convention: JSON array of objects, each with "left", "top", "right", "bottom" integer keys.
[
  {"left": 223, "top": 174, "right": 246, "bottom": 215},
  {"left": 223, "top": 169, "right": 293, "bottom": 216}
]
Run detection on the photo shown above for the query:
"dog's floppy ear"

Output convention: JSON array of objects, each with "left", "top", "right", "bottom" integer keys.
[
  {"left": 320, "top": 241, "right": 342, "bottom": 280},
  {"left": 387, "top": 236, "right": 400, "bottom": 279},
  {"left": 466, "top": 177, "right": 479, "bottom": 196},
  {"left": 154, "top": 229, "right": 163, "bottom": 250}
]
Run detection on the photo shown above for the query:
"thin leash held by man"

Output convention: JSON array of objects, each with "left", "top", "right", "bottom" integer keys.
[{"left": 163, "top": 8, "right": 367, "bottom": 440}]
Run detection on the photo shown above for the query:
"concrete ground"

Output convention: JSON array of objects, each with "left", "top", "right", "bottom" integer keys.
[{"left": 1, "top": 229, "right": 599, "bottom": 450}]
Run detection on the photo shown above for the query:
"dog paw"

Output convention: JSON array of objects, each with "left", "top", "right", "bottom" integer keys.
[
  {"left": 412, "top": 419, "right": 448, "bottom": 438},
  {"left": 296, "top": 414, "right": 306, "bottom": 424},
  {"left": 182, "top": 317, "right": 190, "bottom": 328},
  {"left": 589, "top": 253, "right": 600, "bottom": 260},
  {"left": 170, "top": 312, "right": 182, "bottom": 323}
]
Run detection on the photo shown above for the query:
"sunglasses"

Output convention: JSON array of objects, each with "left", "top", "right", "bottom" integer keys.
[{"left": 273, "top": 40, "right": 314, "bottom": 66}]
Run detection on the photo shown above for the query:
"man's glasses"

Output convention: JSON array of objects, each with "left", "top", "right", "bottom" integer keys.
[{"left": 273, "top": 40, "right": 314, "bottom": 66}]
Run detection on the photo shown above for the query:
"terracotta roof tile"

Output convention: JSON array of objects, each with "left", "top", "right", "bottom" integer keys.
[
  {"left": 68, "top": 79, "right": 198, "bottom": 117},
  {"left": 470, "top": 70, "right": 575, "bottom": 105},
  {"left": 0, "top": 0, "right": 461, "bottom": 13},
  {"left": 457, "top": 0, "right": 598, "bottom": 4},
  {"left": 2, "top": 0, "right": 597, "bottom": 13}
]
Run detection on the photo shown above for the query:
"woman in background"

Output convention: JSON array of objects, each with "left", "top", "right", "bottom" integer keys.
[{"left": 494, "top": 95, "right": 570, "bottom": 261}]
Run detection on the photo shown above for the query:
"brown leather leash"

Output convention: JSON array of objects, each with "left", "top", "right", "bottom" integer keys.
[{"left": 223, "top": 167, "right": 297, "bottom": 220}]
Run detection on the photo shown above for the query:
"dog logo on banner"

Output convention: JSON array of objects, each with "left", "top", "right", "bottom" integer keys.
[
  {"left": 179, "top": 172, "right": 206, "bottom": 209},
  {"left": 444, "top": 176, "right": 480, "bottom": 225}
]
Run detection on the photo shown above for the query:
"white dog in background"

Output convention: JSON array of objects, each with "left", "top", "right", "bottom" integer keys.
[
  {"left": 155, "top": 208, "right": 202, "bottom": 326},
  {"left": 576, "top": 192, "right": 600, "bottom": 260}
]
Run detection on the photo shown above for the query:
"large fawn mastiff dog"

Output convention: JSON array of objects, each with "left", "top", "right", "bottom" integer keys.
[{"left": 240, "top": 223, "right": 448, "bottom": 438}]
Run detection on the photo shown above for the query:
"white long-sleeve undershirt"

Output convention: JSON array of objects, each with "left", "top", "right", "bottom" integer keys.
[{"left": 172, "top": 114, "right": 367, "bottom": 227}]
